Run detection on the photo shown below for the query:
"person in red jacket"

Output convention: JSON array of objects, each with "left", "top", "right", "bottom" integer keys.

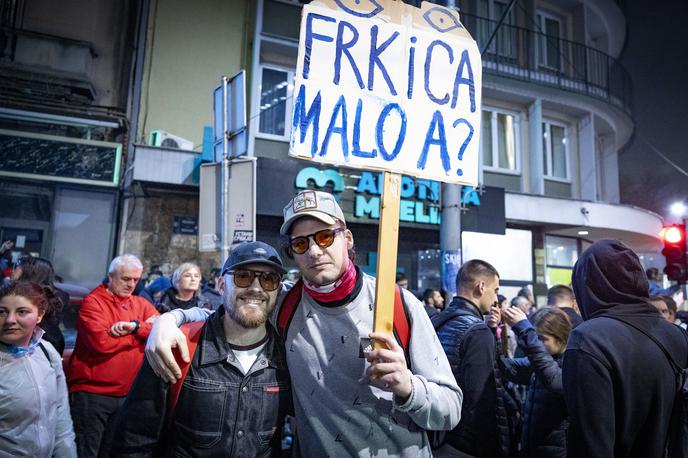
[{"left": 67, "top": 253, "right": 158, "bottom": 458}]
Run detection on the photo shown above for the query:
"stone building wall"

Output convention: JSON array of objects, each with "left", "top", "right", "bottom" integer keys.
[{"left": 121, "top": 189, "right": 221, "bottom": 279}]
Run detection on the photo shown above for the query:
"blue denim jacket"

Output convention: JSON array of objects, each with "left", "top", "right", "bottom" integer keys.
[{"left": 112, "top": 307, "right": 292, "bottom": 457}]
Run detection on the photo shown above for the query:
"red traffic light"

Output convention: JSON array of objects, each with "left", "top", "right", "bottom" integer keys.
[
  {"left": 663, "top": 226, "right": 684, "bottom": 244},
  {"left": 661, "top": 224, "right": 688, "bottom": 283}
]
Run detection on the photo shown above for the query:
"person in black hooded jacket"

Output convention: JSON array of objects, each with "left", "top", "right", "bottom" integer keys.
[{"left": 564, "top": 239, "right": 688, "bottom": 458}]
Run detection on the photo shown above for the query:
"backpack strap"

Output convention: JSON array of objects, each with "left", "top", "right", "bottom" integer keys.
[
  {"left": 276, "top": 279, "right": 303, "bottom": 339},
  {"left": 606, "top": 316, "right": 685, "bottom": 374},
  {"left": 276, "top": 281, "right": 410, "bottom": 355},
  {"left": 393, "top": 285, "right": 410, "bottom": 352},
  {"left": 38, "top": 342, "right": 54, "bottom": 369},
  {"left": 166, "top": 321, "right": 204, "bottom": 424}
]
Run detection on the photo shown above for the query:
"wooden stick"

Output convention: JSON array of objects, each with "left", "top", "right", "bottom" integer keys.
[{"left": 373, "top": 171, "right": 402, "bottom": 348}]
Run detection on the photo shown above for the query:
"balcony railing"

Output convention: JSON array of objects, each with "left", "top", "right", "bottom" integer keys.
[{"left": 462, "top": 13, "right": 633, "bottom": 116}]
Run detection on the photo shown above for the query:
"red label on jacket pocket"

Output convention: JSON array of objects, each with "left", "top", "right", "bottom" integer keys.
[{"left": 265, "top": 386, "right": 281, "bottom": 393}]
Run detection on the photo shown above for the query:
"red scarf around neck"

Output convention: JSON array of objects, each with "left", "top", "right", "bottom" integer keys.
[{"left": 303, "top": 260, "right": 357, "bottom": 303}]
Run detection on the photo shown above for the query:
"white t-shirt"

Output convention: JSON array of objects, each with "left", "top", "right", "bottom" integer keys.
[{"left": 230, "top": 340, "right": 267, "bottom": 374}]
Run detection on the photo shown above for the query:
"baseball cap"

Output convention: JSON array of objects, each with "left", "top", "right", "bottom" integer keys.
[
  {"left": 280, "top": 190, "right": 346, "bottom": 235},
  {"left": 222, "top": 241, "right": 286, "bottom": 275}
]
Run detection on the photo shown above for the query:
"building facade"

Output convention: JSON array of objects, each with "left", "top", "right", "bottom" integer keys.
[
  {"left": 0, "top": 0, "right": 138, "bottom": 287},
  {"left": 121, "top": 0, "right": 662, "bottom": 301}
]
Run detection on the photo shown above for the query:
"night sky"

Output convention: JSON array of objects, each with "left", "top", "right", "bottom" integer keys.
[{"left": 619, "top": 0, "right": 688, "bottom": 222}]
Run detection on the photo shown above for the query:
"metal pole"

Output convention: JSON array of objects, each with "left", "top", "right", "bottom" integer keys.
[
  {"left": 220, "top": 76, "right": 230, "bottom": 262},
  {"left": 441, "top": 1, "right": 461, "bottom": 299},
  {"left": 681, "top": 218, "right": 688, "bottom": 310},
  {"left": 440, "top": 183, "right": 462, "bottom": 298}
]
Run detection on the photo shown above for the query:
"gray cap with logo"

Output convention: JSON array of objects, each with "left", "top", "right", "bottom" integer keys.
[{"left": 280, "top": 190, "right": 346, "bottom": 235}]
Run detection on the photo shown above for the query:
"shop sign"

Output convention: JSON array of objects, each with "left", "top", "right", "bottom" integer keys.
[
  {"left": 0, "top": 129, "right": 122, "bottom": 187},
  {"left": 355, "top": 171, "right": 441, "bottom": 224},
  {"left": 294, "top": 166, "right": 481, "bottom": 225}
]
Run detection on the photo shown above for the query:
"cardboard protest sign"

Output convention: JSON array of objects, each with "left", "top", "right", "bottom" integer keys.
[
  {"left": 289, "top": 0, "right": 482, "bottom": 341},
  {"left": 290, "top": 0, "right": 482, "bottom": 186}
]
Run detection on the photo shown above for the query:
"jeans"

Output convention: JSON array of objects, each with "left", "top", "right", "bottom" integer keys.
[{"left": 69, "top": 391, "right": 125, "bottom": 458}]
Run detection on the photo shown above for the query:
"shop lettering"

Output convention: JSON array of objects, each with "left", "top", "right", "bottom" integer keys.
[
  {"left": 356, "top": 171, "right": 442, "bottom": 225},
  {"left": 462, "top": 186, "right": 480, "bottom": 206},
  {"left": 295, "top": 167, "right": 345, "bottom": 192},
  {"left": 355, "top": 195, "right": 441, "bottom": 224},
  {"left": 294, "top": 168, "right": 480, "bottom": 225},
  {"left": 356, "top": 171, "right": 439, "bottom": 201}
]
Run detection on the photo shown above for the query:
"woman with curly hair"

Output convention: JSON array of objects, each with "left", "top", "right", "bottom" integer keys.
[{"left": 0, "top": 281, "right": 76, "bottom": 456}]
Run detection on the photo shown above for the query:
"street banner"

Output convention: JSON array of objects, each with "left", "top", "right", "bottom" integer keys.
[
  {"left": 290, "top": 0, "right": 482, "bottom": 186},
  {"left": 290, "top": 0, "right": 481, "bottom": 340}
]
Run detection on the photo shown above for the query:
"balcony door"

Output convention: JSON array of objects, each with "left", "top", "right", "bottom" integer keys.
[
  {"left": 477, "top": 0, "right": 517, "bottom": 60},
  {"left": 536, "top": 11, "right": 563, "bottom": 72}
]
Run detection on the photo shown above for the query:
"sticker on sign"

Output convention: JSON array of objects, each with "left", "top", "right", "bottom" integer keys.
[
  {"left": 233, "top": 230, "right": 253, "bottom": 243},
  {"left": 290, "top": 0, "right": 482, "bottom": 186}
]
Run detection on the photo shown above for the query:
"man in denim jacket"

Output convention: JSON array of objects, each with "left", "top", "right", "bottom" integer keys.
[{"left": 112, "top": 242, "right": 291, "bottom": 457}]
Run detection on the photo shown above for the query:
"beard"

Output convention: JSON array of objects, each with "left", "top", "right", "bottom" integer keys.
[{"left": 227, "top": 293, "right": 275, "bottom": 328}]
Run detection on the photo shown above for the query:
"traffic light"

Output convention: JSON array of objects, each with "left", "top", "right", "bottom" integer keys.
[{"left": 661, "top": 224, "right": 688, "bottom": 283}]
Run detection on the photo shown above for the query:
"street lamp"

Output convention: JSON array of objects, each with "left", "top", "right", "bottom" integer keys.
[{"left": 671, "top": 201, "right": 687, "bottom": 218}]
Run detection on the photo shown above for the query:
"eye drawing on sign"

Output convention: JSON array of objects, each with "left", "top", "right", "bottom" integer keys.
[
  {"left": 423, "top": 7, "right": 463, "bottom": 33},
  {"left": 334, "top": 0, "right": 384, "bottom": 18}
]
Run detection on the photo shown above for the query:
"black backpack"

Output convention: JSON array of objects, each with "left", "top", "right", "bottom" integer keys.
[{"left": 607, "top": 316, "right": 688, "bottom": 458}]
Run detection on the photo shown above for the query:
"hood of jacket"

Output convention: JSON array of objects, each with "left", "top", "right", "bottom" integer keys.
[
  {"left": 90, "top": 283, "right": 136, "bottom": 306},
  {"left": 145, "top": 276, "right": 172, "bottom": 296},
  {"left": 572, "top": 239, "right": 656, "bottom": 320}
]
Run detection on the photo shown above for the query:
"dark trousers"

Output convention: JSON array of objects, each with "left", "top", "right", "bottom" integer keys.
[{"left": 69, "top": 391, "right": 125, "bottom": 458}]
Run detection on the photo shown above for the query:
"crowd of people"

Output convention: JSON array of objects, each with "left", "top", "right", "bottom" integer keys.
[{"left": 0, "top": 189, "right": 687, "bottom": 457}]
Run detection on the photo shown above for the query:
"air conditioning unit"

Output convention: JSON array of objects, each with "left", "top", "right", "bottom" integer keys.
[{"left": 149, "top": 130, "right": 194, "bottom": 150}]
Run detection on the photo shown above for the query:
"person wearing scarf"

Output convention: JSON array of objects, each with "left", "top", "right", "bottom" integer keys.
[
  {"left": 145, "top": 190, "right": 462, "bottom": 457},
  {"left": 564, "top": 239, "right": 688, "bottom": 457}
]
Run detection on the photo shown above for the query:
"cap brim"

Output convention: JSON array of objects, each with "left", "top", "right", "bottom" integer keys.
[
  {"left": 229, "top": 259, "right": 286, "bottom": 275},
  {"left": 279, "top": 211, "right": 338, "bottom": 235}
]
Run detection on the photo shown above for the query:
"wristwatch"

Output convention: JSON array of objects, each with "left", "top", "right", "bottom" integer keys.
[{"left": 131, "top": 320, "right": 141, "bottom": 334}]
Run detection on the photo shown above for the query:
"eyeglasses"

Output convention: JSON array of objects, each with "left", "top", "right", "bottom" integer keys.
[
  {"left": 226, "top": 269, "right": 281, "bottom": 292},
  {"left": 289, "top": 227, "right": 346, "bottom": 255}
]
